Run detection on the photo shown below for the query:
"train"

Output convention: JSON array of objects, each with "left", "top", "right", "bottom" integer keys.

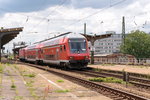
[{"left": 19, "top": 32, "right": 90, "bottom": 69}]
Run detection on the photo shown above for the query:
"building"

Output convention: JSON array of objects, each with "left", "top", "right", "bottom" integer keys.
[
  {"left": 94, "top": 32, "right": 122, "bottom": 54},
  {"left": 94, "top": 53, "right": 136, "bottom": 64}
]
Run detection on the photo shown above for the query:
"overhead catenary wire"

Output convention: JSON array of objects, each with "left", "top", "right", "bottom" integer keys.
[
  {"left": 61, "top": 0, "right": 127, "bottom": 30},
  {"left": 0, "top": 0, "right": 150, "bottom": 34},
  {"left": 25, "top": 0, "right": 127, "bottom": 33},
  {"left": 28, "top": 0, "right": 68, "bottom": 32}
]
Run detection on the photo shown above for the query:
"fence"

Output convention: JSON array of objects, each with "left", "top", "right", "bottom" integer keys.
[{"left": 94, "top": 57, "right": 150, "bottom": 65}]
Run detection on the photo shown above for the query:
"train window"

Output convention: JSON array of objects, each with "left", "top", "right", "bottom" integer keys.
[
  {"left": 64, "top": 45, "right": 66, "bottom": 51},
  {"left": 69, "top": 39, "right": 87, "bottom": 53},
  {"left": 41, "top": 49, "right": 43, "bottom": 53},
  {"left": 60, "top": 46, "right": 62, "bottom": 52}
]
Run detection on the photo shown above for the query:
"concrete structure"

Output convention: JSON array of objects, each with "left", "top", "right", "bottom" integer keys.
[
  {"left": 82, "top": 33, "right": 112, "bottom": 64},
  {"left": 94, "top": 53, "right": 135, "bottom": 64},
  {"left": 0, "top": 27, "right": 23, "bottom": 61},
  {"left": 94, "top": 32, "right": 122, "bottom": 54}
]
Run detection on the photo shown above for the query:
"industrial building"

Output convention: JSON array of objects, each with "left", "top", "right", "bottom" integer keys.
[{"left": 94, "top": 31, "right": 122, "bottom": 54}]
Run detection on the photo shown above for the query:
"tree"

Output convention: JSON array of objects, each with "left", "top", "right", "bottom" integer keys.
[{"left": 120, "top": 30, "right": 150, "bottom": 59}]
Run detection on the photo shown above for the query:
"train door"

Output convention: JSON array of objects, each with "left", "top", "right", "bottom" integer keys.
[
  {"left": 56, "top": 48, "right": 59, "bottom": 60},
  {"left": 38, "top": 49, "right": 42, "bottom": 60},
  {"left": 35, "top": 49, "right": 41, "bottom": 60}
]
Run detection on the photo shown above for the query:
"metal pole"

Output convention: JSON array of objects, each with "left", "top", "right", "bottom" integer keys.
[
  {"left": 84, "top": 23, "right": 86, "bottom": 35},
  {"left": 0, "top": 37, "right": 1, "bottom": 62},
  {"left": 13, "top": 43, "right": 16, "bottom": 60},
  {"left": 122, "top": 16, "right": 125, "bottom": 46},
  {"left": 91, "top": 41, "right": 95, "bottom": 64}
]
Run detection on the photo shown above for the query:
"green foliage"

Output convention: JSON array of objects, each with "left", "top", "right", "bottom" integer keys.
[
  {"left": 55, "top": 89, "right": 69, "bottom": 93},
  {"left": 8, "top": 55, "right": 14, "bottom": 60},
  {"left": 11, "top": 83, "right": 16, "bottom": 89},
  {"left": 57, "top": 80, "right": 64, "bottom": 83},
  {"left": 0, "top": 66, "right": 3, "bottom": 73},
  {"left": 6, "top": 63, "right": 10, "bottom": 66},
  {"left": 121, "top": 30, "right": 150, "bottom": 58},
  {"left": 14, "top": 96, "right": 23, "bottom": 100},
  {"left": 93, "top": 68, "right": 102, "bottom": 72},
  {"left": 89, "top": 77, "right": 125, "bottom": 84},
  {"left": 24, "top": 73, "right": 36, "bottom": 78},
  {"left": 26, "top": 81, "right": 34, "bottom": 87}
]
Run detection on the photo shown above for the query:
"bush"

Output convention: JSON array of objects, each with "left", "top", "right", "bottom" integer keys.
[{"left": 89, "top": 77, "right": 125, "bottom": 84}]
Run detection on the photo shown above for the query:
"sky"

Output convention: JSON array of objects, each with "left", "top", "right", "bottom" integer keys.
[{"left": 1, "top": 0, "right": 150, "bottom": 52}]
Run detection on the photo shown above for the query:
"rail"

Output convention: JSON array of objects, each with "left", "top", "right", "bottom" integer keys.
[{"left": 16, "top": 62, "right": 149, "bottom": 100}]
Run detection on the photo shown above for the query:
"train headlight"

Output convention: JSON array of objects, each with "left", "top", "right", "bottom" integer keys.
[{"left": 70, "top": 56, "right": 74, "bottom": 60}]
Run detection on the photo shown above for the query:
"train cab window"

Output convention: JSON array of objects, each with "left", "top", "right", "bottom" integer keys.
[
  {"left": 69, "top": 39, "right": 87, "bottom": 54},
  {"left": 64, "top": 45, "right": 66, "bottom": 51}
]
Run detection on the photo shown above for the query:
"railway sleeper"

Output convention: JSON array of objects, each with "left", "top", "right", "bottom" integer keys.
[{"left": 20, "top": 62, "right": 149, "bottom": 100}]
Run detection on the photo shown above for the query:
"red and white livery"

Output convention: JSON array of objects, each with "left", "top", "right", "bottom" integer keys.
[{"left": 19, "top": 32, "right": 90, "bottom": 69}]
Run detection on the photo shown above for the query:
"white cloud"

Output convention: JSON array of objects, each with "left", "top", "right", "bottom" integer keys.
[{"left": 3, "top": 0, "right": 150, "bottom": 52}]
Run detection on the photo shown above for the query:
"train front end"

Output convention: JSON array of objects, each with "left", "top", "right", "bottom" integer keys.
[{"left": 67, "top": 34, "right": 90, "bottom": 69}]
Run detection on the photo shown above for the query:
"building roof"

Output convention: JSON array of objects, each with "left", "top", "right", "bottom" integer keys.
[
  {"left": 13, "top": 46, "right": 27, "bottom": 52},
  {"left": 94, "top": 53, "right": 135, "bottom": 58},
  {"left": 0, "top": 27, "right": 23, "bottom": 47},
  {"left": 94, "top": 53, "right": 113, "bottom": 57},
  {"left": 81, "top": 33, "right": 112, "bottom": 41}
]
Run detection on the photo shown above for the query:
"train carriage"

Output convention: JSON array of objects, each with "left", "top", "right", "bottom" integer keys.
[
  {"left": 19, "top": 47, "right": 27, "bottom": 61},
  {"left": 19, "top": 32, "right": 90, "bottom": 69}
]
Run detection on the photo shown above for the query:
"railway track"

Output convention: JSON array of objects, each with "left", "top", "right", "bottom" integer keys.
[
  {"left": 6, "top": 60, "right": 150, "bottom": 90},
  {"left": 16, "top": 62, "right": 149, "bottom": 100},
  {"left": 89, "top": 68, "right": 150, "bottom": 80},
  {"left": 86, "top": 70, "right": 150, "bottom": 84},
  {"left": 71, "top": 70, "right": 150, "bottom": 90}
]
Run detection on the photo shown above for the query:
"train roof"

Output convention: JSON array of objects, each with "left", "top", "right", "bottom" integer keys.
[
  {"left": 44, "top": 32, "right": 85, "bottom": 42},
  {"left": 34, "top": 32, "right": 85, "bottom": 44},
  {"left": 25, "top": 32, "right": 86, "bottom": 49},
  {"left": 66, "top": 33, "right": 85, "bottom": 39},
  {"left": 34, "top": 32, "right": 72, "bottom": 44},
  {"left": 42, "top": 33, "right": 86, "bottom": 47}
]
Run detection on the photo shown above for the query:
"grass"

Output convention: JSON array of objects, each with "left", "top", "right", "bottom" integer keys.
[
  {"left": 13, "top": 64, "right": 19, "bottom": 70},
  {"left": 13, "top": 64, "right": 17, "bottom": 68},
  {"left": 93, "top": 68, "right": 102, "bottom": 72},
  {"left": 5, "top": 63, "right": 10, "bottom": 66},
  {"left": 25, "top": 80, "right": 40, "bottom": 99},
  {"left": 26, "top": 80, "right": 39, "bottom": 99},
  {"left": 10, "top": 76, "right": 16, "bottom": 89},
  {"left": 23, "top": 70, "right": 26, "bottom": 73},
  {"left": 57, "top": 80, "right": 64, "bottom": 83},
  {"left": 89, "top": 77, "right": 125, "bottom": 84},
  {"left": 28, "top": 88, "right": 40, "bottom": 100},
  {"left": 122, "top": 68, "right": 125, "bottom": 72},
  {"left": 7, "top": 70, "right": 10, "bottom": 73},
  {"left": 0, "top": 75, "right": 2, "bottom": 84},
  {"left": 0, "top": 65, "right": 3, "bottom": 73},
  {"left": 11, "top": 83, "right": 16, "bottom": 89},
  {"left": 24, "top": 73, "right": 36, "bottom": 78},
  {"left": 15, "top": 90, "right": 19, "bottom": 95},
  {"left": 14, "top": 96, "right": 23, "bottom": 100},
  {"left": 101, "top": 64, "right": 116, "bottom": 66},
  {"left": 26, "top": 81, "right": 34, "bottom": 87},
  {"left": 29, "top": 88, "right": 36, "bottom": 96},
  {"left": 55, "top": 89, "right": 69, "bottom": 93},
  {"left": 0, "top": 96, "right": 4, "bottom": 99},
  {"left": 146, "top": 74, "right": 150, "bottom": 79}
]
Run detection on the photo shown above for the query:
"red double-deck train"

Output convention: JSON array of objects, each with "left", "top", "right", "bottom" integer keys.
[{"left": 19, "top": 32, "right": 90, "bottom": 69}]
